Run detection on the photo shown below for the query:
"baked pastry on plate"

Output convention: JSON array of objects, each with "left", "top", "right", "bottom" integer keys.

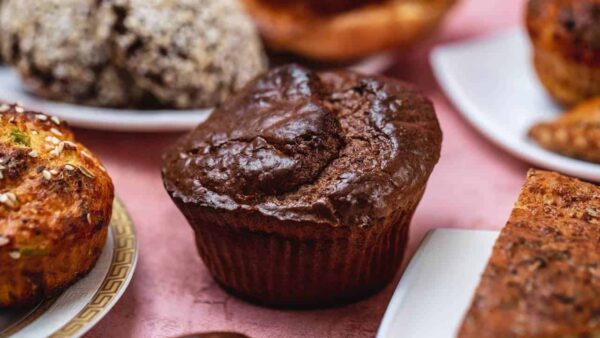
[
  {"left": 241, "top": 0, "right": 457, "bottom": 61},
  {"left": 0, "top": 0, "right": 267, "bottom": 109},
  {"left": 0, "top": 103, "right": 114, "bottom": 307},
  {"left": 529, "top": 96, "right": 600, "bottom": 163},
  {"left": 459, "top": 169, "right": 600, "bottom": 338},
  {"left": 527, "top": 0, "right": 600, "bottom": 106},
  {"left": 162, "top": 64, "right": 442, "bottom": 307}
]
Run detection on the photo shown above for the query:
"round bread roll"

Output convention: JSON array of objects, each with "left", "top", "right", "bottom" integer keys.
[
  {"left": 99, "top": 0, "right": 268, "bottom": 109},
  {"left": 0, "top": 103, "right": 114, "bottom": 307},
  {"left": 0, "top": 0, "right": 143, "bottom": 107},
  {"left": 240, "top": 0, "right": 457, "bottom": 61},
  {"left": 527, "top": 0, "right": 600, "bottom": 106}
]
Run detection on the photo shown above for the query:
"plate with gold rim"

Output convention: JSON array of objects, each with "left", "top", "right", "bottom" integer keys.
[{"left": 0, "top": 198, "right": 138, "bottom": 338}]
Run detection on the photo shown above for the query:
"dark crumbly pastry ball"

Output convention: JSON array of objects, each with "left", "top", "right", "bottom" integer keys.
[
  {"left": 163, "top": 64, "right": 442, "bottom": 228},
  {"left": 99, "top": 0, "right": 267, "bottom": 109},
  {"left": 459, "top": 170, "right": 600, "bottom": 338},
  {"left": 0, "top": 103, "right": 114, "bottom": 307},
  {"left": 0, "top": 0, "right": 143, "bottom": 107}
]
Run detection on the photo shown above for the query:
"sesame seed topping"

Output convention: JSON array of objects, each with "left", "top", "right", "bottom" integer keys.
[
  {"left": 65, "top": 164, "right": 75, "bottom": 171},
  {"left": 0, "top": 104, "right": 9, "bottom": 112},
  {"left": 81, "top": 150, "right": 93, "bottom": 160},
  {"left": 87, "top": 213, "right": 92, "bottom": 224},
  {"left": 0, "top": 172, "right": 3, "bottom": 180},
  {"left": 28, "top": 150, "right": 38, "bottom": 158},
  {"left": 9, "top": 251, "right": 20, "bottom": 259},
  {"left": 0, "top": 192, "right": 17, "bottom": 208},
  {"left": 42, "top": 169, "right": 52, "bottom": 180},
  {"left": 0, "top": 236, "right": 9, "bottom": 247},
  {"left": 35, "top": 114, "right": 47, "bottom": 120},
  {"left": 50, "top": 128, "right": 63, "bottom": 136},
  {"left": 49, "top": 169, "right": 59, "bottom": 175},
  {"left": 63, "top": 141, "right": 77, "bottom": 149},
  {"left": 50, "top": 116, "right": 61, "bottom": 125},
  {"left": 45, "top": 136, "right": 60, "bottom": 145},
  {"left": 5, "top": 192, "right": 17, "bottom": 202},
  {"left": 8, "top": 116, "right": 14, "bottom": 123},
  {"left": 31, "top": 130, "right": 39, "bottom": 135},
  {"left": 15, "top": 106, "right": 24, "bottom": 114}
]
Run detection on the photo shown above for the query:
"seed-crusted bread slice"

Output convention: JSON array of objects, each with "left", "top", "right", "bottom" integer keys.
[
  {"left": 458, "top": 169, "right": 600, "bottom": 338},
  {"left": 0, "top": 103, "right": 114, "bottom": 307}
]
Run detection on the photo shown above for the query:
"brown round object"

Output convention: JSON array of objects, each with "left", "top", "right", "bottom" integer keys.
[
  {"left": 100, "top": 0, "right": 268, "bottom": 109},
  {"left": 527, "top": 0, "right": 600, "bottom": 106},
  {"left": 0, "top": 103, "right": 114, "bottom": 307},
  {"left": 0, "top": 0, "right": 143, "bottom": 108},
  {"left": 162, "top": 64, "right": 442, "bottom": 307},
  {"left": 240, "top": 0, "right": 457, "bottom": 61}
]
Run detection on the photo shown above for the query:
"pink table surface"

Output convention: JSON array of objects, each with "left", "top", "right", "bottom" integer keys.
[{"left": 78, "top": 0, "right": 530, "bottom": 337}]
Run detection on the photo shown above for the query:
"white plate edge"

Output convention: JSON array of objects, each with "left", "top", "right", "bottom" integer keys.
[{"left": 430, "top": 28, "right": 600, "bottom": 182}]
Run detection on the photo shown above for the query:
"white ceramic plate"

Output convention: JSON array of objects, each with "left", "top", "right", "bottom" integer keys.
[
  {"left": 377, "top": 229, "right": 499, "bottom": 338},
  {"left": 0, "top": 199, "right": 137, "bottom": 338},
  {"left": 431, "top": 28, "right": 600, "bottom": 182},
  {"left": 0, "top": 53, "right": 395, "bottom": 132}
]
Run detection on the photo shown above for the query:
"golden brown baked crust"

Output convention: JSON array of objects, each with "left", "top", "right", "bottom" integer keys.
[
  {"left": 241, "top": 0, "right": 457, "bottom": 61},
  {"left": 0, "top": 103, "right": 114, "bottom": 308},
  {"left": 527, "top": 0, "right": 600, "bottom": 106},
  {"left": 458, "top": 169, "right": 600, "bottom": 338},
  {"left": 529, "top": 96, "right": 600, "bottom": 163}
]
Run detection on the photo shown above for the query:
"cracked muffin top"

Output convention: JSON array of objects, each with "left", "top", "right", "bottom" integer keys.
[
  {"left": 99, "top": 0, "right": 268, "bottom": 109},
  {"left": 162, "top": 65, "right": 442, "bottom": 228},
  {"left": 527, "top": 0, "right": 600, "bottom": 65}
]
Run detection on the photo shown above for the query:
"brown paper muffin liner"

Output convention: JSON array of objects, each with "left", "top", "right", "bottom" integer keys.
[
  {"left": 183, "top": 188, "right": 425, "bottom": 308},
  {"left": 533, "top": 47, "right": 600, "bottom": 107}
]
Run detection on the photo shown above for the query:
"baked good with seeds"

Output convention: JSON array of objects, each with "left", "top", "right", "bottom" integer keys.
[
  {"left": 0, "top": 0, "right": 143, "bottom": 108},
  {"left": 99, "top": 0, "right": 268, "bottom": 109},
  {"left": 527, "top": 0, "right": 600, "bottom": 106},
  {"left": 240, "top": 0, "right": 457, "bottom": 61},
  {"left": 458, "top": 169, "right": 600, "bottom": 338},
  {"left": 0, "top": 103, "right": 114, "bottom": 307},
  {"left": 162, "top": 64, "right": 442, "bottom": 307},
  {"left": 529, "top": 96, "right": 600, "bottom": 163}
]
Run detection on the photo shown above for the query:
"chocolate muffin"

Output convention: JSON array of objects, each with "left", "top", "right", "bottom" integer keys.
[
  {"left": 527, "top": 0, "right": 600, "bottom": 106},
  {"left": 162, "top": 65, "right": 442, "bottom": 307},
  {"left": 99, "top": 0, "right": 267, "bottom": 109},
  {"left": 0, "top": 0, "right": 143, "bottom": 107}
]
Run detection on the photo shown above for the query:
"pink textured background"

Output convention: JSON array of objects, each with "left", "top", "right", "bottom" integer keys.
[{"left": 81, "top": 0, "right": 529, "bottom": 337}]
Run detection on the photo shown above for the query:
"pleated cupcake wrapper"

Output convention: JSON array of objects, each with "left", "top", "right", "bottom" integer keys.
[{"left": 189, "top": 197, "right": 422, "bottom": 307}]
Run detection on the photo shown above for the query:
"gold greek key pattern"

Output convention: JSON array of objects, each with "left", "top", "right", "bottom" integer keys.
[{"left": 48, "top": 198, "right": 137, "bottom": 338}]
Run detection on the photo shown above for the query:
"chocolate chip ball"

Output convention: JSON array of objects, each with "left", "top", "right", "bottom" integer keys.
[{"left": 100, "top": 0, "right": 268, "bottom": 109}]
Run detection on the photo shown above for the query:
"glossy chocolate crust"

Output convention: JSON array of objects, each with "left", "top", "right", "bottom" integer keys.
[
  {"left": 162, "top": 64, "right": 442, "bottom": 229},
  {"left": 459, "top": 170, "right": 600, "bottom": 338},
  {"left": 527, "top": 0, "right": 600, "bottom": 66}
]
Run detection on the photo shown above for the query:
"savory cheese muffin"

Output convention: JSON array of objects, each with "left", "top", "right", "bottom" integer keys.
[
  {"left": 527, "top": 0, "right": 600, "bottom": 106},
  {"left": 0, "top": 103, "right": 114, "bottom": 307}
]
